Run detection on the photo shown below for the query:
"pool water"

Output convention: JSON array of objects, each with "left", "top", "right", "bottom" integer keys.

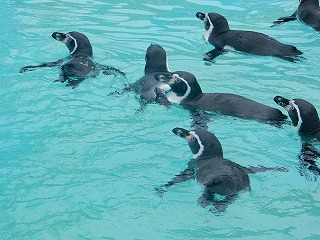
[{"left": 1, "top": 0, "right": 320, "bottom": 239}]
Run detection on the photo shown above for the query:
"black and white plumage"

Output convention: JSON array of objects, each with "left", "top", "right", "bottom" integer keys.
[
  {"left": 129, "top": 44, "right": 171, "bottom": 104},
  {"left": 155, "top": 128, "right": 287, "bottom": 212},
  {"left": 19, "top": 31, "right": 126, "bottom": 89},
  {"left": 274, "top": 96, "right": 320, "bottom": 177},
  {"left": 272, "top": 0, "right": 320, "bottom": 33},
  {"left": 196, "top": 12, "right": 304, "bottom": 62},
  {"left": 274, "top": 96, "right": 320, "bottom": 140},
  {"left": 155, "top": 71, "right": 288, "bottom": 126}
]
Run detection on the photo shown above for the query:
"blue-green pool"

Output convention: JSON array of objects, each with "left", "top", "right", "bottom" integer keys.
[{"left": 1, "top": 0, "right": 320, "bottom": 239}]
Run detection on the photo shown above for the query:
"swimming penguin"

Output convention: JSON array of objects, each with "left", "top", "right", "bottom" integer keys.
[
  {"left": 154, "top": 71, "right": 288, "bottom": 125},
  {"left": 274, "top": 96, "right": 320, "bottom": 140},
  {"left": 155, "top": 127, "right": 287, "bottom": 212},
  {"left": 19, "top": 31, "right": 126, "bottom": 89},
  {"left": 128, "top": 44, "right": 171, "bottom": 104},
  {"left": 274, "top": 96, "right": 320, "bottom": 177},
  {"left": 196, "top": 12, "right": 304, "bottom": 62},
  {"left": 272, "top": 0, "right": 320, "bottom": 33}
]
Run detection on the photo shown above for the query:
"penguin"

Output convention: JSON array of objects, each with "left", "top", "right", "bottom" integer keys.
[
  {"left": 272, "top": 0, "right": 320, "bottom": 33},
  {"left": 128, "top": 44, "right": 171, "bottom": 104},
  {"left": 274, "top": 96, "right": 320, "bottom": 140},
  {"left": 196, "top": 12, "right": 304, "bottom": 62},
  {"left": 274, "top": 96, "right": 320, "bottom": 177},
  {"left": 155, "top": 127, "right": 287, "bottom": 212},
  {"left": 154, "top": 71, "right": 288, "bottom": 126},
  {"left": 19, "top": 31, "right": 126, "bottom": 89}
]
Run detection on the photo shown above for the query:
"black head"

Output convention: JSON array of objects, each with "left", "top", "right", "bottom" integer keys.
[
  {"left": 51, "top": 31, "right": 93, "bottom": 57},
  {"left": 154, "top": 71, "right": 203, "bottom": 103},
  {"left": 172, "top": 127, "right": 223, "bottom": 159},
  {"left": 274, "top": 96, "right": 320, "bottom": 134},
  {"left": 196, "top": 12, "right": 230, "bottom": 36},
  {"left": 144, "top": 44, "right": 169, "bottom": 75}
]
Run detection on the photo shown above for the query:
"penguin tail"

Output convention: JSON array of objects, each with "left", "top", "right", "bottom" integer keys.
[{"left": 291, "top": 46, "right": 303, "bottom": 56}]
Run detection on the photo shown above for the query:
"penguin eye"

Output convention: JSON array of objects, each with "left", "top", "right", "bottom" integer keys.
[
  {"left": 176, "top": 78, "right": 181, "bottom": 83},
  {"left": 191, "top": 136, "right": 197, "bottom": 142}
]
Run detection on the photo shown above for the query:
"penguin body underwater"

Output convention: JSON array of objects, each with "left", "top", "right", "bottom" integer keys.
[
  {"left": 196, "top": 12, "right": 304, "bottom": 62},
  {"left": 155, "top": 128, "right": 287, "bottom": 212},
  {"left": 129, "top": 44, "right": 171, "bottom": 105},
  {"left": 20, "top": 31, "right": 126, "bottom": 89},
  {"left": 274, "top": 96, "right": 320, "bottom": 177},
  {"left": 272, "top": 0, "right": 320, "bottom": 33},
  {"left": 155, "top": 71, "right": 288, "bottom": 126}
]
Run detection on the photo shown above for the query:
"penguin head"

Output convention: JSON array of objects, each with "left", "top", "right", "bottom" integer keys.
[
  {"left": 154, "top": 71, "right": 203, "bottom": 103},
  {"left": 196, "top": 12, "right": 230, "bottom": 39},
  {"left": 144, "top": 44, "right": 169, "bottom": 75},
  {"left": 274, "top": 96, "right": 320, "bottom": 135},
  {"left": 51, "top": 31, "right": 93, "bottom": 57},
  {"left": 172, "top": 127, "right": 223, "bottom": 159}
]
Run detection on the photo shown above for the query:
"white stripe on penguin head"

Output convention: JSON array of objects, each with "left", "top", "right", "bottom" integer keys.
[
  {"left": 203, "top": 13, "right": 214, "bottom": 43},
  {"left": 190, "top": 131, "right": 204, "bottom": 159},
  {"left": 67, "top": 34, "right": 78, "bottom": 55},
  {"left": 167, "top": 74, "right": 191, "bottom": 104},
  {"left": 290, "top": 100, "right": 303, "bottom": 131}
]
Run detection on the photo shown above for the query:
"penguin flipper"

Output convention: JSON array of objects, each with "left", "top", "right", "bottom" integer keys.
[
  {"left": 54, "top": 72, "right": 68, "bottom": 83},
  {"left": 244, "top": 165, "right": 288, "bottom": 174},
  {"left": 65, "top": 78, "right": 85, "bottom": 89},
  {"left": 197, "top": 188, "right": 216, "bottom": 208},
  {"left": 271, "top": 11, "right": 297, "bottom": 27},
  {"left": 107, "top": 84, "right": 133, "bottom": 97},
  {"left": 203, "top": 48, "right": 227, "bottom": 62},
  {"left": 189, "top": 109, "right": 210, "bottom": 131},
  {"left": 299, "top": 143, "right": 320, "bottom": 177},
  {"left": 155, "top": 166, "right": 195, "bottom": 197},
  {"left": 19, "top": 58, "right": 67, "bottom": 73},
  {"left": 209, "top": 194, "right": 239, "bottom": 213},
  {"left": 98, "top": 64, "right": 127, "bottom": 79}
]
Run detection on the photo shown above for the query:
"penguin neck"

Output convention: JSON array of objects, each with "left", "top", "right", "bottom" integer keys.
[
  {"left": 194, "top": 148, "right": 224, "bottom": 161},
  {"left": 68, "top": 39, "right": 93, "bottom": 58},
  {"left": 211, "top": 20, "right": 230, "bottom": 36},
  {"left": 71, "top": 48, "right": 93, "bottom": 58},
  {"left": 145, "top": 66, "right": 169, "bottom": 75},
  {"left": 144, "top": 59, "right": 169, "bottom": 75},
  {"left": 169, "top": 81, "right": 203, "bottom": 104},
  {"left": 195, "top": 155, "right": 224, "bottom": 168},
  {"left": 72, "top": 54, "right": 92, "bottom": 59}
]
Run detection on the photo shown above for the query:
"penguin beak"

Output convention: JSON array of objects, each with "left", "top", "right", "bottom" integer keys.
[
  {"left": 154, "top": 73, "right": 183, "bottom": 85},
  {"left": 154, "top": 73, "right": 173, "bottom": 83},
  {"left": 52, "top": 32, "right": 68, "bottom": 42},
  {"left": 196, "top": 12, "right": 206, "bottom": 21},
  {"left": 172, "top": 128, "right": 191, "bottom": 139},
  {"left": 274, "top": 96, "right": 291, "bottom": 111}
]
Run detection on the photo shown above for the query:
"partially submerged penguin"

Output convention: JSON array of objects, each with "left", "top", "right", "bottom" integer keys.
[
  {"left": 155, "top": 127, "right": 287, "bottom": 212},
  {"left": 196, "top": 12, "right": 304, "bottom": 62},
  {"left": 272, "top": 0, "right": 320, "bottom": 33},
  {"left": 19, "top": 31, "right": 126, "bottom": 89},
  {"left": 274, "top": 96, "right": 320, "bottom": 177},
  {"left": 155, "top": 71, "right": 288, "bottom": 126},
  {"left": 128, "top": 44, "right": 171, "bottom": 105}
]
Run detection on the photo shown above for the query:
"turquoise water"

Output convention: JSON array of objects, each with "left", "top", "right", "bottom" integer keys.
[{"left": 1, "top": 0, "right": 320, "bottom": 239}]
